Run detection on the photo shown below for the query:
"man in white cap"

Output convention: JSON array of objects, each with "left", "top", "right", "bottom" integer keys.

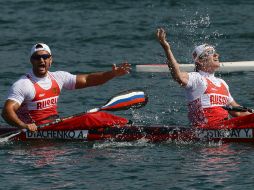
[
  {"left": 156, "top": 28, "right": 250, "bottom": 127},
  {"left": 2, "top": 43, "right": 131, "bottom": 132}
]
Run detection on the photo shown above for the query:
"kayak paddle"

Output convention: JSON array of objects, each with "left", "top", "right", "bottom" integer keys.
[{"left": 222, "top": 105, "right": 254, "bottom": 113}]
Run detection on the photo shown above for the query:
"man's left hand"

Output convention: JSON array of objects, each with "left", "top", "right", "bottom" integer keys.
[{"left": 112, "top": 61, "right": 131, "bottom": 77}]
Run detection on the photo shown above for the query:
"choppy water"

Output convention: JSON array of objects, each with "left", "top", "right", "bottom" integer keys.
[{"left": 1, "top": 0, "right": 254, "bottom": 189}]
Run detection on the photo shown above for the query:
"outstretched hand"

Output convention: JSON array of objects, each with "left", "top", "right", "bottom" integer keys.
[
  {"left": 112, "top": 61, "right": 131, "bottom": 77},
  {"left": 156, "top": 28, "right": 170, "bottom": 49}
]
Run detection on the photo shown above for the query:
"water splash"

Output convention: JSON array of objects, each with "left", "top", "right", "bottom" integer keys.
[
  {"left": 181, "top": 13, "right": 211, "bottom": 33},
  {"left": 163, "top": 9, "right": 225, "bottom": 64}
]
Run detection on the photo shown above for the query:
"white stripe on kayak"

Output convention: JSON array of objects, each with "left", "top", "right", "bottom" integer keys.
[{"left": 136, "top": 61, "right": 254, "bottom": 72}]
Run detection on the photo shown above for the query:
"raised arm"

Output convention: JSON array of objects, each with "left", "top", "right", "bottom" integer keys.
[
  {"left": 156, "top": 28, "right": 189, "bottom": 86},
  {"left": 75, "top": 62, "right": 131, "bottom": 89}
]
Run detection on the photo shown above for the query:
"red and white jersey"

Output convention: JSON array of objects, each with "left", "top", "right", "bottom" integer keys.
[
  {"left": 185, "top": 71, "right": 233, "bottom": 126},
  {"left": 7, "top": 70, "right": 76, "bottom": 124}
]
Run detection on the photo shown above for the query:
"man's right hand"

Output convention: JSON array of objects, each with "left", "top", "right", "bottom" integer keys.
[
  {"left": 25, "top": 123, "right": 38, "bottom": 132},
  {"left": 156, "top": 28, "right": 170, "bottom": 49}
]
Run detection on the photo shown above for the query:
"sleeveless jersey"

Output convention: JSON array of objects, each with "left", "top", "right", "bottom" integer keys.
[
  {"left": 188, "top": 77, "right": 230, "bottom": 126},
  {"left": 17, "top": 73, "right": 61, "bottom": 124}
]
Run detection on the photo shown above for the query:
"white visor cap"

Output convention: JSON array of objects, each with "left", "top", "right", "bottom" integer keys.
[
  {"left": 30, "top": 43, "right": 51, "bottom": 56},
  {"left": 192, "top": 44, "right": 214, "bottom": 61}
]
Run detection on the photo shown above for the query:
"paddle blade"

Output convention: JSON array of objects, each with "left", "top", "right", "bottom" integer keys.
[
  {"left": 0, "top": 128, "right": 24, "bottom": 141},
  {"left": 100, "top": 90, "right": 148, "bottom": 111}
]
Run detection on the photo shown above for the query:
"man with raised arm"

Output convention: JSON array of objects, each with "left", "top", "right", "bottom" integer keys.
[
  {"left": 156, "top": 28, "right": 250, "bottom": 127},
  {"left": 2, "top": 43, "right": 131, "bottom": 132}
]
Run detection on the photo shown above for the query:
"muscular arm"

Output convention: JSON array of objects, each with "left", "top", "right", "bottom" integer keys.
[
  {"left": 1, "top": 100, "right": 37, "bottom": 131},
  {"left": 156, "top": 28, "right": 189, "bottom": 87},
  {"left": 2, "top": 100, "right": 27, "bottom": 129},
  {"left": 75, "top": 62, "right": 131, "bottom": 89}
]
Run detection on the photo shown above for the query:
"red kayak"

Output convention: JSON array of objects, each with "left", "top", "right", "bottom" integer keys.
[{"left": 1, "top": 111, "right": 254, "bottom": 143}]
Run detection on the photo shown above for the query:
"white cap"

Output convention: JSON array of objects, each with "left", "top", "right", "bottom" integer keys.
[
  {"left": 192, "top": 44, "right": 214, "bottom": 61},
  {"left": 30, "top": 43, "right": 51, "bottom": 56}
]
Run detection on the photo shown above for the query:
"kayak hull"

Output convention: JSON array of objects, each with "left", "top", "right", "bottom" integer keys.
[
  {"left": 1, "top": 112, "right": 254, "bottom": 143},
  {"left": 1, "top": 125, "right": 254, "bottom": 143}
]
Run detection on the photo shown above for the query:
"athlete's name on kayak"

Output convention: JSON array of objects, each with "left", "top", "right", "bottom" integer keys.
[
  {"left": 197, "top": 128, "right": 252, "bottom": 139},
  {"left": 26, "top": 130, "right": 88, "bottom": 139}
]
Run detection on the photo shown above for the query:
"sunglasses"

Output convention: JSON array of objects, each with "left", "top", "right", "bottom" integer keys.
[
  {"left": 31, "top": 54, "right": 51, "bottom": 61},
  {"left": 199, "top": 49, "right": 216, "bottom": 59}
]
